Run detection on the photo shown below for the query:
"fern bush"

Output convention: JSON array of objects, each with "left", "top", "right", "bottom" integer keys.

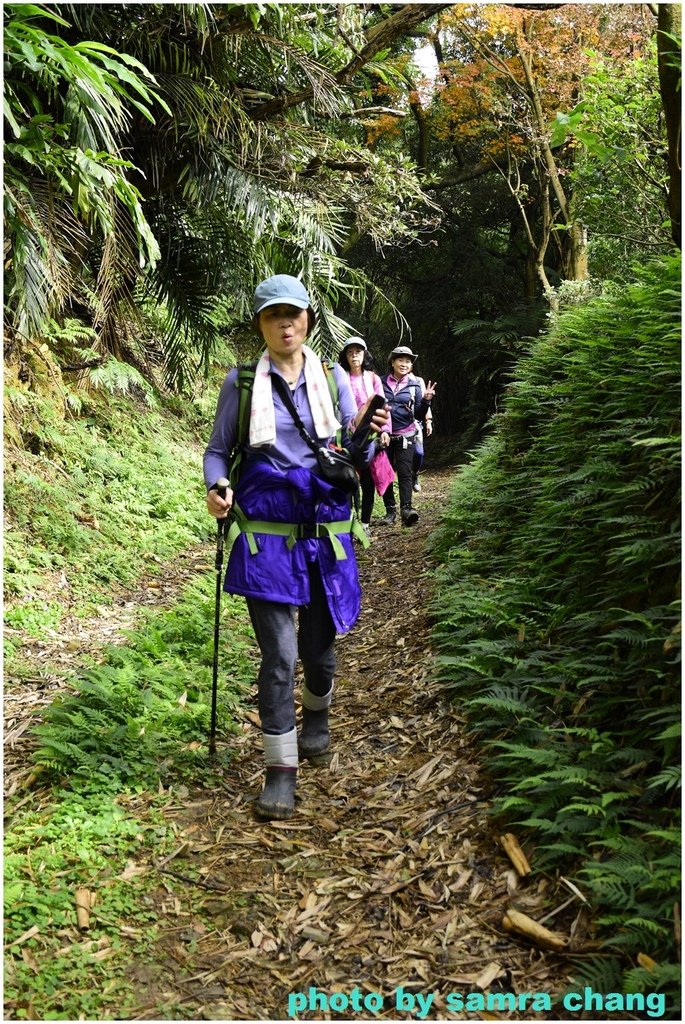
[
  {"left": 431, "top": 255, "right": 681, "bottom": 1005},
  {"left": 31, "top": 576, "right": 255, "bottom": 790}
]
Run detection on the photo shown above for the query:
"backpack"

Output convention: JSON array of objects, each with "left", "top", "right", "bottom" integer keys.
[{"left": 230, "top": 360, "right": 343, "bottom": 488}]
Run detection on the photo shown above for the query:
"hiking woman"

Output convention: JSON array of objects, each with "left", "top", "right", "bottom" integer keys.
[
  {"left": 337, "top": 335, "right": 391, "bottom": 537},
  {"left": 204, "top": 275, "right": 388, "bottom": 820},
  {"left": 379, "top": 346, "right": 436, "bottom": 527}
]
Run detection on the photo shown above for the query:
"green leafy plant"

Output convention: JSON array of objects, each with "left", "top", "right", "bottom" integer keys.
[
  {"left": 431, "top": 254, "right": 681, "bottom": 1007},
  {"left": 32, "top": 576, "right": 255, "bottom": 788},
  {"left": 3, "top": 366, "right": 211, "bottom": 649},
  {"left": 4, "top": 570, "right": 257, "bottom": 1020}
]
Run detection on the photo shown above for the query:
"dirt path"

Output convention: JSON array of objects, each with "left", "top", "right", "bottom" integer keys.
[{"left": 128, "top": 469, "right": 574, "bottom": 1021}]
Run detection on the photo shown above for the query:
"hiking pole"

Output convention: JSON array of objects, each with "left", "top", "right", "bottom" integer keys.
[{"left": 209, "top": 478, "right": 229, "bottom": 756}]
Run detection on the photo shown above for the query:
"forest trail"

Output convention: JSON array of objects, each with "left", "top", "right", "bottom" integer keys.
[{"left": 128, "top": 467, "right": 573, "bottom": 1022}]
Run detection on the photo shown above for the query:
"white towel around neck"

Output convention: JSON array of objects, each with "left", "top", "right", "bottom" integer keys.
[{"left": 249, "top": 344, "right": 342, "bottom": 448}]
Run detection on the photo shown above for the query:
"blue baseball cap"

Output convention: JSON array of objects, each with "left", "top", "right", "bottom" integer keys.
[{"left": 253, "top": 274, "right": 311, "bottom": 316}]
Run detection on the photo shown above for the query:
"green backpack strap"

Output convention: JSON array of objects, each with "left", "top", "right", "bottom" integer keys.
[
  {"left": 321, "top": 361, "right": 343, "bottom": 446},
  {"left": 230, "top": 361, "right": 257, "bottom": 489}
]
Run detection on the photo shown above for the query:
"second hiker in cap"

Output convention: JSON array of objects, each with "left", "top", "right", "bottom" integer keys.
[{"left": 380, "top": 346, "right": 436, "bottom": 527}]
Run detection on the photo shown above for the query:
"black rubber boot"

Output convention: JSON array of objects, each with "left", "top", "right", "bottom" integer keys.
[
  {"left": 401, "top": 506, "right": 419, "bottom": 527},
  {"left": 298, "top": 707, "right": 331, "bottom": 763},
  {"left": 379, "top": 507, "right": 397, "bottom": 526},
  {"left": 254, "top": 767, "right": 297, "bottom": 820}
]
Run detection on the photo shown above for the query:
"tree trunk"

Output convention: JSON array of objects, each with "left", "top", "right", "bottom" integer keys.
[
  {"left": 656, "top": 4, "right": 681, "bottom": 248},
  {"left": 568, "top": 221, "right": 589, "bottom": 280},
  {"left": 407, "top": 78, "right": 430, "bottom": 171},
  {"left": 518, "top": 20, "right": 587, "bottom": 284}
]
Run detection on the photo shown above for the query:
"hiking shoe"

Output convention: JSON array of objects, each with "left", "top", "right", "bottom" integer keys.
[
  {"left": 401, "top": 508, "right": 419, "bottom": 527},
  {"left": 378, "top": 509, "right": 397, "bottom": 526},
  {"left": 298, "top": 707, "right": 331, "bottom": 763},
  {"left": 255, "top": 767, "right": 297, "bottom": 820},
  {"left": 412, "top": 476, "right": 421, "bottom": 492}
]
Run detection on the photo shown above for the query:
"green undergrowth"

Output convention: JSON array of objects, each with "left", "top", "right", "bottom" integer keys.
[
  {"left": 4, "top": 573, "right": 257, "bottom": 1020},
  {"left": 30, "top": 574, "right": 255, "bottom": 786},
  {"left": 4, "top": 351, "right": 218, "bottom": 675},
  {"left": 430, "top": 255, "right": 681, "bottom": 1011}
]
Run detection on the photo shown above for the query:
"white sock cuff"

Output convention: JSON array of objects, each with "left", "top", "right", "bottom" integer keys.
[
  {"left": 262, "top": 728, "right": 298, "bottom": 768},
  {"left": 302, "top": 682, "right": 334, "bottom": 711}
]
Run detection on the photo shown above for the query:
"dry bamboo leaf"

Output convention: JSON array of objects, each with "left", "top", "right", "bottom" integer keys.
[
  {"left": 90, "top": 946, "right": 116, "bottom": 962},
  {"left": 418, "top": 878, "right": 438, "bottom": 901},
  {"left": 475, "top": 961, "right": 505, "bottom": 990},
  {"left": 502, "top": 908, "right": 567, "bottom": 951},
  {"left": 298, "top": 892, "right": 317, "bottom": 911},
  {"left": 8, "top": 925, "right": 39, "bottom": 946},
  {"left": 429, "top": 909, "right": 459, "bottom": 932},
  {"left": 559, "top": 874, "right": 589, "bottom": 904},
  {"left": 637, "top": 952, "right": 659, "bottom": 971},
  {"left": 409, "top": 753, "right": 443, "bottom": 788},
  {"left": 504, "top": 868, "right": 520, "bottom": 893},
  {"left": 156, "top": 843, "right": 189, "bottom": 868},
  {"left": 300, "top": 926, "right": 331, "bottom": 944},
  {"left": 451, "top": 868, "right": 473, "bottom": 891},
  {"left": 21, "top": 947, "right": 39, "bottom": 972}
]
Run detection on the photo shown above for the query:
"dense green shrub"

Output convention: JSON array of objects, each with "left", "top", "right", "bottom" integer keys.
[{"left": 431, "top": 255, "right": 681, "bottom": 1005}]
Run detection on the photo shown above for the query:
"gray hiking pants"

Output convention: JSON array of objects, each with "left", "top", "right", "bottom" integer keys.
[{"left": 246, "top": 562, "right": 335, "bottom": 735}]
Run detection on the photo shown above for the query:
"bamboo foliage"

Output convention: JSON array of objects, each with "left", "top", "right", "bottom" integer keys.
[{"left": 4, "top": 3, "right": 434, "bottom": 387}]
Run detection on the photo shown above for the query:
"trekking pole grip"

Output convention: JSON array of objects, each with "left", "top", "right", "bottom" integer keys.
[{"left": 214, "top": 477, "right": 229, "bottom": 561}]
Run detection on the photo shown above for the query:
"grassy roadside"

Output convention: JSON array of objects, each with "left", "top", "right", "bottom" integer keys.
[
  {"left": 4, "top": 354, "right": 217, "bottom": 676},
  {"left": 4, "top": 576, "right": 257, "bottom": 1020},
  {"left": 4, "top": 354, "right": 259, "bottom": 1018}
]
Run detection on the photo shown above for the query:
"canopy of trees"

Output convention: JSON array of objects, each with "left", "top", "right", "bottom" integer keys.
[{"left": 4, "top": 2, "right": 680, "bottom": 407}]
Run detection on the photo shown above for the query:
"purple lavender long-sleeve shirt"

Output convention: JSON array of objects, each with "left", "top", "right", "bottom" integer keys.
[{"left": 203, "top": 360, "right": 367, "bottom": 490}]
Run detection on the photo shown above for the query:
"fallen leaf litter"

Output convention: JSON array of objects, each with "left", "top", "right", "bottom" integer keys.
[{"left": 133, "top": 470, "right": 578, "bottom": 1020}]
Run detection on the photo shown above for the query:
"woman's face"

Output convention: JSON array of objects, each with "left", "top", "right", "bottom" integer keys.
[
  {"left": 258, "top": 304, "right": 309, "bottom": 357},
  {"left": 346, "top": 345, "right": 365, "bottom": 371},
  {"left": 391, "top": 356, "right": 413, "bottom": 378}
]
